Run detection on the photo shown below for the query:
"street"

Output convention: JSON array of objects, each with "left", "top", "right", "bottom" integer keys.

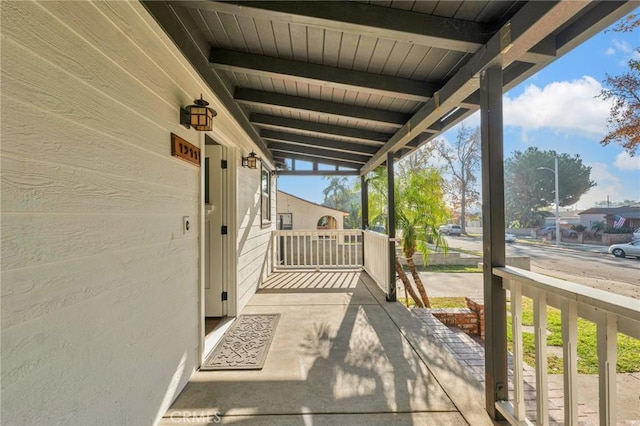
[{"left": 444, "top": 235, "right": 640, "bottom": 299}]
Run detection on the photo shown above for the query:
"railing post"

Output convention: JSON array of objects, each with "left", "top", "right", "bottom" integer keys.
[
  {"left": 534, "top": 290, "right": 549, "bottom": 425},
  {"left": 562, "top": 299, "right": 578, "bottom": 426},
  {"left": 480, "top": 66, "right": 508, "bottom": 418},
  {"left": 598, "top": 312, "right": 617, "bottom": 425},
  {"left": 386, "top": 152, "right": 396, "bottom": 302},
  {"left": 511, "top": 282, "right": 525, "bottom": 421}
]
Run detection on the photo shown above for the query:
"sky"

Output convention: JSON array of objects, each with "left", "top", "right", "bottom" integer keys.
[{"left": 278, "top": 14, "right": 640, "bottom": 210}]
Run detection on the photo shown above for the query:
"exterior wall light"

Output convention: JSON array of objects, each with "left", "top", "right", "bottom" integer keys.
[
  {"left": 180, "top": 95, "right": 217, "bottom": 131},
  {"left": 242, "top": 151, "right": 259, "bottom": 169}
]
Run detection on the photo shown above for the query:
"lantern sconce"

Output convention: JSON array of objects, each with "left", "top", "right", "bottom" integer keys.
[
  {"left": 242, "top": 151, "right": 259, "bottom": 169},
  {"left": 180, "top": 95, "right": 217, "bottom": 131}
]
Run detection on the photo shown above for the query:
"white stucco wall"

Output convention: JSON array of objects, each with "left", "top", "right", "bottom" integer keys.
[
  {"left": 276, "top": 191, "right": 346, "bottom": 230},
  {"left": 0, "top": 1, "right": 271, "bottom": 424}
]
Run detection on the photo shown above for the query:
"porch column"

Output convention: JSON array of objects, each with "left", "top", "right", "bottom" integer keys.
[
  {"left": 480, "top": 66, "right": 508, "bottom": 418},
  {"left": 361, "top": 175, "right": 369, "bottom": 230},
  {"left": 386, "top": 152, "right": 396, "bottom": 302}
]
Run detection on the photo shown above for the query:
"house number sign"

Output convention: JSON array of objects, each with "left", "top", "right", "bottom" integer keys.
[{"left": 171, "top": 133, "right": 201, "bottom": 166}]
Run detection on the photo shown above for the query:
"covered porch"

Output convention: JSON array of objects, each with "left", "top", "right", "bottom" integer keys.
[
  {"left": 162, "top": 270, "right": 492, "bottom": 425},
  {"left": 166, "top": 230, "right": 640, "bottom": 425}
]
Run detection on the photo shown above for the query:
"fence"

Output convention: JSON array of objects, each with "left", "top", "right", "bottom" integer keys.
[
  {"left": 362, "top": 231, "right": 390, "bottom": 294},
  {"left": 493, "top": 266, "right": 640, "bottom": 425},
  {"left": 272, "top": 230, "right": 362, "bottom": 269}
]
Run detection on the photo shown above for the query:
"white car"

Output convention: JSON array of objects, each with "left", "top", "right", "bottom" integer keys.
[
  {"left": 608, "top": 240, "right": 640, "bottom": 259},
  {"left": 505, "top": 233, "right": 517, "bottom": 243},
  {"left": 634, "top": 228, "right": 640, "bottom": 240},
  {"left": 439, "top": 224, "right": 462, "bottom": 236}
]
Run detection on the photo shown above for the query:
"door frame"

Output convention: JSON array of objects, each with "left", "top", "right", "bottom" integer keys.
[{"left": 198, "top": 137, "right": 238, "bottom": 364}]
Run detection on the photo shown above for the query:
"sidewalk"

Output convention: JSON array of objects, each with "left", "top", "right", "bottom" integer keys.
[{"left": 516, "top": 238, "right": 610, "bottom": 254}]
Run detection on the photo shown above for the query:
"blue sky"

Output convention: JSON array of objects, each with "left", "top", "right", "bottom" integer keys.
[{"left": 278, "top": 15, "right": 640, "bottom": 209}]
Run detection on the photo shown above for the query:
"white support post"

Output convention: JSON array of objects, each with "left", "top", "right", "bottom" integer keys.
[
  {"left": 562, "top": 299, "right": 578, "bottom": 426},
  {"left": 511, "top": 282, "right": 525, "bottom": 421},
  {"left": 534, "top": 289, "right": 548, "bottom": 425},
  {"left": 598, "top": 312, "right": 617, "bottom": 426}
]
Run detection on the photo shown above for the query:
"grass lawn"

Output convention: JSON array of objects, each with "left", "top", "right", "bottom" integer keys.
[
  {"left": 418, "top": 264, "right": 482, "bottom": 273},
  {"left": 421, "top": 297, "right": 640, "bottom": 374},
  {"left": 398, "top": 296, "right": 467, "bottom": 309},
  {"left": 507, "top": 298, "right": 640, "bottom": 374}
]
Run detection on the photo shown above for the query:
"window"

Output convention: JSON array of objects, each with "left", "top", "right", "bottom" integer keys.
[
  {"left": 261, "top": 167, "right": 271, "bottom": 225},
  {"left": 278, "top": 213, "right": 292, "bottom": 230}
]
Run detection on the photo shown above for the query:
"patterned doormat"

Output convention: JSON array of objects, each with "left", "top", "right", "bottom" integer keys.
[{"left": 201, "top": 314, "right": 280, "bottom": 370}]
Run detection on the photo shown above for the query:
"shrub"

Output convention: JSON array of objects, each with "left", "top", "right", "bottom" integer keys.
[
  {"left": 604, "top": 226, "right": 633, "bottom": 234},
  {"left": 571, "top": 224, "right": 587, "bottom": 232},
  {"left": 591, "top": 221, "right": 605, "bottom": 235}
]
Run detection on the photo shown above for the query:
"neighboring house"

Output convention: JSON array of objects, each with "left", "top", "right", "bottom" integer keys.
[
  {"left": 578, "top": 207, "right": 610, "bottom": 228},
  {"left": 277, "top": 190, "right": 349, "bottom": 230},
  {"left": 579, "top": 206, "right": 640, "bottom": 230}
]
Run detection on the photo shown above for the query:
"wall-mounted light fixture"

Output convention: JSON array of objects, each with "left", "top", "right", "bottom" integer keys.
[
  {"left": 180, "top": 95, "right": 217, "bottom": 131},
  {"left": 242, "top": 151, "right": 259, "bottom": 169}
]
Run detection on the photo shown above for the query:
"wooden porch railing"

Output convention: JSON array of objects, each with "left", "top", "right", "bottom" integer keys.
[
  {"left": 272, "top": 230, "right": 362, "bottom": 269},
  {"left": 362, "top": 230, "right": 390, "bottom": 294},
  {"left": 493, "top": 266, "right": 640, "bottom": 425}
]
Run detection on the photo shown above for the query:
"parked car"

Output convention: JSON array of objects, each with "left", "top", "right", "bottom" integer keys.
[
  {"left": 608, "top": 240, "right": 640, "bottom": 259},
  {"left": 369, "top": 225, "right": 386, "bottom": 234},
  {"left": 634, "top": 228, "right": 640, "bottom": 240},
  {"left": 505, "top": 233, "right": 517, "bottom": 243},
  {"left": 538, "top": 225, "right": 578, "bottom": 238},
  {"left": 439, "top": 224, "right": 462, "bottom": 236}
]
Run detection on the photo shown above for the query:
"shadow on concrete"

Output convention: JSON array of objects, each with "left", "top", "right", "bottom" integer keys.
[{"left": 160, "top": 271, "right": 491, "bottom": 425}]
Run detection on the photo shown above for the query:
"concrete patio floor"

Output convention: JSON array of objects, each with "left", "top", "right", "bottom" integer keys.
[{"left": 161, "top": 271, "right": 495, "bottom": 425}]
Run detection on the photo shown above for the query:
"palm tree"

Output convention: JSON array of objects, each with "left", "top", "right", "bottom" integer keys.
[
  {"left": 395, "top": 169, "right": 449, "bottom": 308},
  {"left": 368, "top": 166, "right": 449, "bottom": 308},
  {"left": 591, "top": 221, "right": 605, "bottom": 235}
]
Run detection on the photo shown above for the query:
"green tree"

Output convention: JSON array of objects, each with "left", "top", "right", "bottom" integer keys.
[
  {"left": 396, "top": 169, "right": 449, "bottom": 308},
  {"left": 599, "top": 14, "right": 640, "bottom": 156},
  {"left": 505, "top": 148, "right": 595, "bottom": 227},
  {"left": 322, "top": 176, "right": 360, "bottom": 228},
  {"left": 433, "top": 124, "right": 480, "bottom": 234}
]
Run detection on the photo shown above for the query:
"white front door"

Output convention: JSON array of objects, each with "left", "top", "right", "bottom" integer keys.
[{"left": 205, "top": 145, "right": 223, "bottom": 317}]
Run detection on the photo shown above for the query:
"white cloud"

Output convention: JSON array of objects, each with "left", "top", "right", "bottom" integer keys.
[
  {"left": 614, "top": 151, "right": 640, "bottom": 171},
  {"left": 579, "top": 184, "right": 622, "bottom": 209},
  {"left": 577, "top": 163, "right": 620, "bottom": 208},
  {"left": 503, "top": 76, "right": 611, "bottom": 138},
  {"left": 612, "top": 39, "right": 633, "bottom": 54},
  {"left": 589, "top": 162, "right": 620, "bottom": 183},
  {"left": 605, "top": 47, "right": 616, "bottom": 56},
  {"left": 577, "top": 162, "right": 639, "bottom": 208}
]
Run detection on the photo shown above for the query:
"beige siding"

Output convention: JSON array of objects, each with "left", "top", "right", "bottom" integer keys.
[
  {"left": 0, "top": 1, "right": 266, "bottom": 424},
  {"left": 236, "top": 167, "right": 276, "bottom": 312}
]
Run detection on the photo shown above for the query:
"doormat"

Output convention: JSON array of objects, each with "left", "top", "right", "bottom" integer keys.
[{"left": 201, "top": 314, "right": 280, "bottom": 370}]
